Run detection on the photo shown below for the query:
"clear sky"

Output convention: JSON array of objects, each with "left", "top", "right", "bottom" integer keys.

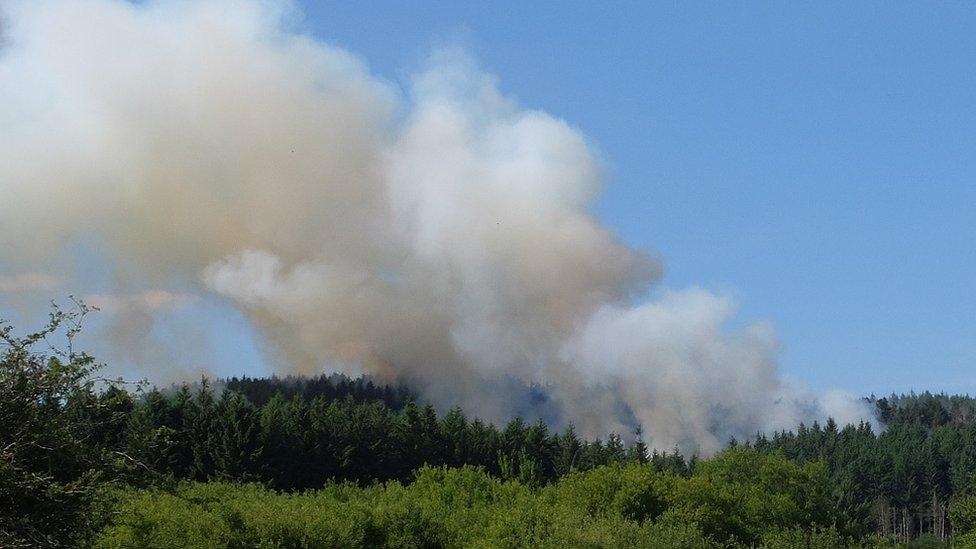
[{"left": 292, "top": 1, "right": 976, "bottom": 395}]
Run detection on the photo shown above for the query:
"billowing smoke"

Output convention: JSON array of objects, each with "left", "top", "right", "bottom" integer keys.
[{"left": 0, "top": 0, "right": 872, "bottom": 453}]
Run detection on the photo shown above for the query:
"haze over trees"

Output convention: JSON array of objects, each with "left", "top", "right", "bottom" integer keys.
[
  {"left": 4, "top": 306, "right": 976, "bottom": 547},
  {"left": 0, "top": 0, "right": 875, "bottom": 456}
]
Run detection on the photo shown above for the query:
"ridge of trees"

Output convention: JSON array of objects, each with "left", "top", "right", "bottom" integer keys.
[{"left": 5, "top": 303, "right": 976, "bottom": 546}]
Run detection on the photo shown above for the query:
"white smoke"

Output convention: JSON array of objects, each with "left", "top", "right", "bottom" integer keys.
[
  {"left": 0, "top": 272, "right": 65, "bottom": 292},
  {"left": 84, "top": 290, "right": 199, "bottom": 313},
  {"left": 0, "top": 0, "right": 874, "bottom": 453}
]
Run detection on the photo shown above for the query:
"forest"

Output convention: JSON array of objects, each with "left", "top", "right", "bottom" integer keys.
[{"left": 5, "top": 307, "right": 976, "bottom": 548}]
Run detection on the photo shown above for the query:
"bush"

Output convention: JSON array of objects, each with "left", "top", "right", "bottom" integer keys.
[
  {"left": 950, "top": 495, "right": 976, "bottom": 536},
  {"left": 0, "top": 302, "right": 120, "bottom": 547},
  {"left": 760, "top": 525, "right": 857, "bottom": 548},
  {"left": 94, "top": 468, "right": 719, "bottom": 548},
  {"left": 92, "top": 445, "right": 844, "bottom": 547},
  {"left": 659, "top": 447, "right": 838, "bottom": 546},
  {"left": 551, "top": 462, "right": 666, "bottom": 523}
]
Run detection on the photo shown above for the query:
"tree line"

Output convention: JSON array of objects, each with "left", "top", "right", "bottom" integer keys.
[
  {"left": 98, "top": 378, "right": 976, "bottom": 544},
  {"left": 747, "top": 393, "right": 976, "bottom": 542},
  {"left": 81, "top": 379, "right": 676, "bottom": 490},
  {"left": 5, "top": 303, "right": 976, "bottom": 547}
]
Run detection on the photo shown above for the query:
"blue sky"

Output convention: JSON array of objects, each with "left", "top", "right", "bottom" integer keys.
[{"left": 294, "top": 1, "right": 976, "bottom": 395}]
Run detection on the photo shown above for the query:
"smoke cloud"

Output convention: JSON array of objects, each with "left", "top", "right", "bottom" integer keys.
[
  {"left": 0, "top": 0, "right": 872, "bottom": 453},
  {"left": 0, "top": 272, "right": 65, "bottom": 293}
]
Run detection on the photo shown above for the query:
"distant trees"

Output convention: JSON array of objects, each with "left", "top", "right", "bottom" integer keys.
[
  {"left": 748, "top": 397, "right": 976, "bottom": 543},
  {"left": 83, "top": 376, "right": 976, "bottom": 545},
  {"left": 110, "top": 384, "right": 657, "bottom": 490},
  {"left": 23, "top": 350, "right": 976, "bottom": 546},
  {"left": 7, "top": 306, "right": 976, "bottom": 546},
  {"left": 223, "top": 373, "right": 412, "bottom": 409}
]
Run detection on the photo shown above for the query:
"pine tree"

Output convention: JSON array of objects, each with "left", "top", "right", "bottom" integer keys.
[
  {"left": 441, "top": 407, "right": 470, "bottom": 468},
  {"left": 214, "top": 391, "right": 262, "bottom": 480},
  {"left": 554, "top": 425, "right": 582, "bottom": 476}
]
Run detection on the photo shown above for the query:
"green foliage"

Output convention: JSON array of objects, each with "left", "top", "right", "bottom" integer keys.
[
  {"left": 94, "top": 452, "right": 847, "bottom": 548},
  {"left": 94, "top": 466, "right": 724, "bottom": 548},
  {"left": 900, "top": 534, "right": 951, "bottom": 548},
  {"left": 7, "top": 302, "right": 976, "bottom": 546},
  {"left": 949, "top": 494, "right": 976, "bottom": 535},
  {"left": 78, "top": 385, "right": 976, "bottom": 547},
  {"left": 759, "top": 526, "right": 858, "bottom": 548},
  {"left": 102, "top": 363, "right": 976, "bottom": 547},
  {"left": 649, "top": 448, "right": 837, "bottom": 546},
  {"left": 0, "top": 301, "right": 121, "bottom": 547},
  {"left": 552, "top": 462, "right": 665, "bottom": 523},
  {"left": 949, "top": 494, "right": 976, "bottom": 548}
]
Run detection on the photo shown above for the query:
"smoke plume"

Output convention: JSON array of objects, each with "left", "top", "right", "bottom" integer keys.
[{"left": 0, "top": 0, "right": 872, "bottom": 453}]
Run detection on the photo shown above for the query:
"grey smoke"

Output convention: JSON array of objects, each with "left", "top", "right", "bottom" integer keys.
[{"left": 0, "top": 0, "right": 873, "bottom": 454}]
